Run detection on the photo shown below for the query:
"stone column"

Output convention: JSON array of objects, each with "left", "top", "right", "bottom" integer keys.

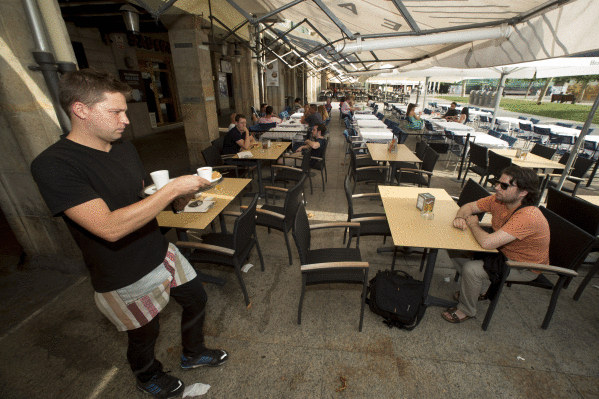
[
  {"left": 321, "top": 71, "right": 327, "bottom": 93},
  {"left": 232, "top": 44, "right": 259, "bottom": 118},
  {"left": 166, "top": 15, "right": 218, "bottom": 169},
  {"left": 0, "top": 0, "right": 82, "bottom": 268}
]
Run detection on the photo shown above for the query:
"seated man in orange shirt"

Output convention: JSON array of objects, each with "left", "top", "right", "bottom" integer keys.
[
  {"left": 258, "top": 106, "right": 282, "bottom": 125},
  {"left": 443, "top": 165, "right": 550, "bottom": 323}
]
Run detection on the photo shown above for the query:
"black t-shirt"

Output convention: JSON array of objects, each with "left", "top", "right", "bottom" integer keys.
[
  {"left": 309, "top": 138, "right": 327, "bottom": 167},
  {"left": 30, "top": 138, "right": 168, "bottom": 293},
  {"left": 443, "top": 109, "right": 458, "bottom": 118},
  {"left": 304, "top": 112, "right": 323, "bottom": 127},
  {"left": 223, "top": 127, "right": 246, "bottom": 155}
]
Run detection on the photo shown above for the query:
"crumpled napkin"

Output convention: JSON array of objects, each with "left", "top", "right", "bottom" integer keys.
[
  {"left": 183, "top": 383, "right": 210, "bottom": 397},
  {"left": 237, "top": 151, "right": 253, "bottom": 158}
]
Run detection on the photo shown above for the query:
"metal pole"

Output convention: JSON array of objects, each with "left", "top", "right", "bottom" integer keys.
[
  {"left": 457, "top": 133, "right": 470, "bottom": 181},
  {"left": 557, "top": 93, "right": 599, "bottom": 190},
  {"left": 22, "top": 0, "right": 71, "bottom": 135},
  {"left": 490, "top": 72, "right": 507, "bottom": 129},
  {"left": 421, "top": 77, "right": 430, "bottom": 111}
]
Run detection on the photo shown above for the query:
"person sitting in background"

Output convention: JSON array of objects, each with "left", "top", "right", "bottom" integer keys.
[
  {"left": 293, "top": 98, "right": 303, "bottom": 112},
  {"left": 405, "top": 103, "right": 423, "bottom": 130},
  {"left": 252, "top": 103, "right": 267, "bottom": 123},
  {"left": 367, "top": 96, "right": 375, "bottom": 107},
  {"left": 223, "top": 114, "right": 255, "bottom": 155},
  {"left": 228, "top": 112, "right": 237, "bottom": 130},
  {"left": 295, "top": 123, "right": 327, "bottom": 167},
  {"left": 318, "top": 105, "right": 329, "bottom": 123},
  {"left": 301, "top": 104, "right": 323, "bottom": 127},
  {"left": 258, "top": 106, "right": 282, "bottom": 125},
  {"left": 340, "top": 96, "right": 354, "bottom": 120},
  {"left": 457, "top": 107, "right": 469, "bottom": 124},
  {"left": 443, "top": 102, "right": 459, "bottom": 121},
  {"left": 324, "top": 97, "right": 332, "bottom": 114},
  {"left": 302, "top": 103, "right": 310, "bottom": 114}
]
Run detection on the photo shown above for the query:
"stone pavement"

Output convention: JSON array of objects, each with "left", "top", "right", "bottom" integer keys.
[{"left": 1, "top": 105, "right": 598, "bottom": 399}]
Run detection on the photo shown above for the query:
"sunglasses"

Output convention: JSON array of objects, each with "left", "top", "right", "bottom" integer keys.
[{"left": 496, "top": 181, "right": 514, "bottom": 190}]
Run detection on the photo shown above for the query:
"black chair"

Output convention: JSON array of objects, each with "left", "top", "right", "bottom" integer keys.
[
  {"left": 272, "top": 148, "right": 313, "bottom": 196},
  {"left": 530, "top": 144, "right": 557, "bottom": 160},
  {"left": 530, "top": 118, "right": 541, "bottom": 124},
  {"left": 545, "top": 155, "right": 595, "bottom": 196},
  {"left": 258, "top": 122, "right": 277, "bottom": 132},
  {"left": 176, "top": 194, "right": 264, "bottom": 306},
  {"left": 310, "top": 138, "right": 328, "bottom": 192},
  {"left": 481, "top": 206, "right": 597, "bottom": 330},
  {"left": 348, "top": 149, "right": 388, "bottom": 193},
  {"left": 556, "top": 122, "right": 574, "bottom": 128},
  {"left": 395, "top": 141, "right": 427, "bottom": 171},
  {"left": 461, "top": 142, "right": 489, "bottom": 187},
  {"left": 500, "top": 134, "right": 518, "bottom": 148},
  {"left": 517, "top": 122, "right": 534, "bottom": 148},
  {"left": 211, "top": 136, "right": 225, "bottom": 154},
  {"left": 532, "top": 126, "right": 552, "bottom": 145},
  {"left": 453, "top": 178, "right": 491, "bottom": 214},
  {"left": 292, "top": 203, "right": 369, "bottom": 331},
  {"left": 485, "top": 150, "right": 513, "bottom": 187},
  {"left": 202, "top": 145, "right": 251, "bottom": 179},
  {"left": 255, "top": 176, "right": 306, "bottom": 265},
  {"left": 395, "top": 146, "right": 439, "bottom": 188},
  {"left": 343, "top": 175, "right": 391, "bottom": 247}
]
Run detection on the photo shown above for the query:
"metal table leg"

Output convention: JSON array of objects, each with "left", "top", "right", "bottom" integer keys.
[{"left": 422, "top": 248, "right": 458, "bottom": 308}]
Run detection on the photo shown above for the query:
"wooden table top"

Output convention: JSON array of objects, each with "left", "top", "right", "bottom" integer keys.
[
  {"left": 156, "top": 178, "right": 251, "bottom": 230},
  {"left": 577, "top": 195, "right": 599, "bottom": 207},
  {"left": 366, "top": 143, "right": 421, "bottom": 163},
  {"left": 492, "top": 149, "right": 564, "bottom": 169},
  {"left": 234, "top": 142, "right": 290, "bottom": 160},
  {"left": 379, "top": 186, "right": 495, "bottom": 252}
]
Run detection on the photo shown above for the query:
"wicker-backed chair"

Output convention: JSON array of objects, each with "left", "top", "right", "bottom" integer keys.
[
  {"left": 177, "top": 194, "right": 264, "bottom": 306},
  {"left": 255, "top": 176, "right": 306, "bottom": 265},
  {"left": 292, "top": 203, "right": 369, "bottom": 331}
]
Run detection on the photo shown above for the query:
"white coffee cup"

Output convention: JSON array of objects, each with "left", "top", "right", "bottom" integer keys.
[
  {"left": 197, "top": 167, "right": 213, "bottom": 181},
  {"left": 150, "top": 170, "right": 170, "bottom": 190}
]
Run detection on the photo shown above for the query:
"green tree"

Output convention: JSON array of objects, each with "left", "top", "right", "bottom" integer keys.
[{"left": 572, "top": 75, "right": 599, "bottom": 102}]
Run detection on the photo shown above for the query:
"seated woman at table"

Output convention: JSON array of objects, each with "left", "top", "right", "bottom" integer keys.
[
  {"left": 457, "top": 107, "right": 469, "bottom": 124},
  {"left": 324, "top": 97, "right": 332, "bottom": 114},
  {"left": 258, "top": 106, "right": 282, "bottom": 125},
  {"left": 293, "top": 98, "right": 303, "bottom": 112},
  {"left": 367, "top": 95, "right": 375, "bottom": 107},
  {"left": 405, "top": 103, "right": 423, "bottom": 131},
  {"left": 295, "top": 123, "right": 327, "bottom": 167},
  {"left": 223, "top": 114, "right": 255, "bottom": 155},
  {"left": 318, "top": 105, "right": 329, "bottom": 123}
]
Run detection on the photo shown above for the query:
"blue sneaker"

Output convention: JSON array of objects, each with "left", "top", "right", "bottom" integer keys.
[
  {"left": 181, "top": 349, "right": 228, "bottom": 369},
  {"left": 136, "top": 370, "right": 184, "bottom": 398}
]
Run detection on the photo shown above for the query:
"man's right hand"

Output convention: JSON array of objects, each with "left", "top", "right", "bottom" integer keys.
[
  {"left": 167, "top": 175, "right": 211, "bottom": 196},
  {"left": 453, "top": 217, "right": 468, "bottom": 230}
]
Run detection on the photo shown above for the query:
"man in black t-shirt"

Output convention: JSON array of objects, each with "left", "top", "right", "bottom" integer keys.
[
  {"left": 222, "top": 114, "right": 255, "bottom": 155},
  {"left": 30, "top": 69, "right": 227, "bottom": 398},
  {"left": 295, "top": 123, "right": 327, "bottom": 167},
  {"left": 443, "top": 102, "right": 459, "bottom": 121}
]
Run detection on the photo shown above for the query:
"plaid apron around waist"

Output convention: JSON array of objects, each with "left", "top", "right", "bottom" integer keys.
[{"left": 94, "top": 243, "right": 197, "bottom": 332}]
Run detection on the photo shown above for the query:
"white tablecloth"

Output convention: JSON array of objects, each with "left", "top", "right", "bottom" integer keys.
[
  {"left": 429, "top": 119, "right": 475, "bottom": 131},
  {"left": 359, "top": 128, "right": 394, "bottom": 142},
  {"left": 453, "top": 131, "right": 508, "bottom": 148},
  {"left": 289, "top": 112, "right": 303, "bottom": 119},
  {"left": 354, "top": 114, "right": 378, "bottom": 120},
  {"left": 357, "top": 119, "right": 388, "bottom": 128}
]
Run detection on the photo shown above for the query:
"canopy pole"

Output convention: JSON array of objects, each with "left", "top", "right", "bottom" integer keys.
[
  {"left": 421, "top": 77, "right": 430, "bottom": 111},
  {"left": 555, "top": 93, "right": 599, "bottom": 191},
  {"left": 415, "top": 80, "right": 421, "bottom": 107},
  {"left": 490, "top": 72, "right": 507, "bottom": 129}
]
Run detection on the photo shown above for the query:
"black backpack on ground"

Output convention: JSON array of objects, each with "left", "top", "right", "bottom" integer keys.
[{"left": 366, "top": 270, "right": 427, "bottom": 330}]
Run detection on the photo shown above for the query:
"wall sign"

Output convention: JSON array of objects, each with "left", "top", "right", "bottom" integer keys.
[
  {"left": 127, "top": 33, "right": 171, "bottom": 54},
  {"left": 266, "top": 60, "right": 279, "bottom": 87},
  {"left": 119, "top": 70, "right": 147, "bottom": 102},
  {"left": 221, "top": 60, "right": 232, "bottom": 73}
]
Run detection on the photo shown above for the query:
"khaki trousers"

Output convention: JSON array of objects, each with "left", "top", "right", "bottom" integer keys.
[{"left": 451, "top": 257, "right": 538, "bottom": 317}]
